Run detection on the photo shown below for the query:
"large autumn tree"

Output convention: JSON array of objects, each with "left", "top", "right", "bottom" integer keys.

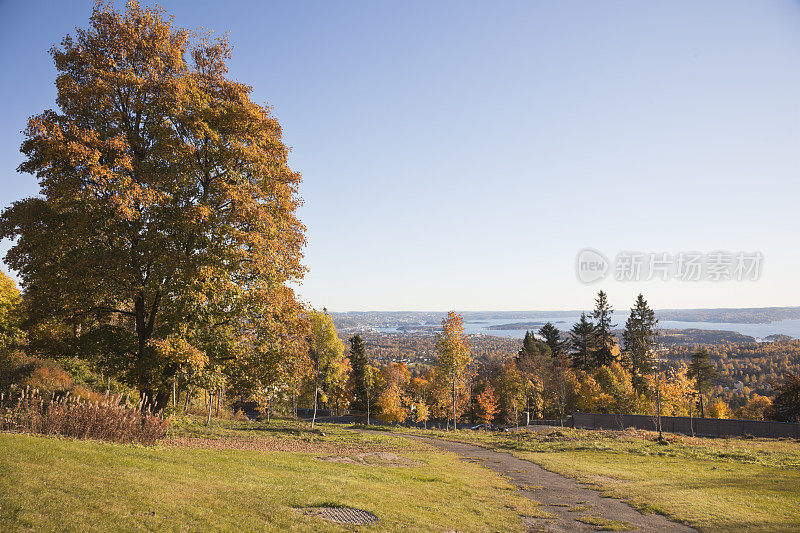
[{"left": 0, "top": 2, "right": 306, "bottom": 410}]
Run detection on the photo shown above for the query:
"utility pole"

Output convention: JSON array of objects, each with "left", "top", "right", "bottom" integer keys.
[
  {"left": 654, "top": 345, "right": 668, "bottom": 443},
  {"left": 655, "top": 357, "right": 663, "bottom": 442}
]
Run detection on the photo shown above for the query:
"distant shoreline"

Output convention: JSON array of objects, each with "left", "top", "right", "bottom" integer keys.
[{"left": 486, "top": 321, "right": 567, "bottom": 330}]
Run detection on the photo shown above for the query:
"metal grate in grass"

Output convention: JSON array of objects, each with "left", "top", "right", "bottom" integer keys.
[{"left": 303, "top": 506, "right": 378, "bottom": 525}]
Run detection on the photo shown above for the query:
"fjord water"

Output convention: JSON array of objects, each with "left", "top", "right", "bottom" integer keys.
[{"left": 379, "top": 316, "right": 800, "bottom": 340}]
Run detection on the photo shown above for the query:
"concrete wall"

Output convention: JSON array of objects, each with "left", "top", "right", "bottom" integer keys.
[{"left": 572, "top": 412, "right": 800, "bottom": 438}]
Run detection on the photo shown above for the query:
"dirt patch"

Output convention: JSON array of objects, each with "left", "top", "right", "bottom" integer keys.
[
  {"left": 576, "top": 515, "right": 636, "bottom": 531},
  {"left": 301, "top": 506, "right": 378, "bottom": 525},
  {"left": 318, "top": 451, "right": 417, "bottom": 467},
  {"left": 164, "top": 435, "right": 400, "bottom": 454}
]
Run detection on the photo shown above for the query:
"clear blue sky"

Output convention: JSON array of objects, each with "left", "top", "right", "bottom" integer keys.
[{"left": 1, "top": 1, "right": 799, "bottom": 311}]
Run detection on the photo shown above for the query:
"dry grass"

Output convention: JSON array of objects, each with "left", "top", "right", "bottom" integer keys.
[
  {"left": 575, "top": 515, "right": 635, "bottom": 531},
  {"left": 0, "top": 387, "right": 169, "bottom": 445},
  {"left": 0, "top": 420, "right": 544, "bottom": 532}
]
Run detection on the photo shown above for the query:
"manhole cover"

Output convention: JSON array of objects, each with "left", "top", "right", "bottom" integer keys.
[{"left": 302, "top": 506, "right": 378, "bottom": 525}]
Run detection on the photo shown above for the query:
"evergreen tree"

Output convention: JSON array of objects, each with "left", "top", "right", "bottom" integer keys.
[
  {"left": 349, "top": 334, "right": 369, "bottom": 411},
  {"left": 569, "top": 313, "right": 595, "bottom": 370},
  {"left": 772, "top": 372, "right": 800, "bottom": 422},
  {"left": 539, "top": 322, "right": 567, "bottom": 357},
  {"left": 687, "top": 348, "right": 717, "bottom": 418},
  {"left": 591, "top": 290, "right": 617, "bottom": 367},
  {"left": 621, "top": 294, "right": 658, "bottom": 391},
  {"left": 517, "top": 331, "right": 551, "bottom": 370}
]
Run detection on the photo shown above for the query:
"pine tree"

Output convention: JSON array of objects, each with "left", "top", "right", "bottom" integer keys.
[
  {"left": 622, "top": 294, "right": 658, "bottom": 391},
  {"left": 569, "top": 313, "right": 596, "bottom": 370},
  {"left": 772, "top": 372, "right": 800, "bottom": 422},
  {"left": 517, "top": 331, "right": 550, "bottom": 370},
  {"left": 349, "top": 334, "right": 369, "bottom": 411},
  {"left": 591, "top": 290, "right": 617, "bottom": 367},
  {"left": 687, "top": 348, "right": 717, "bottom": 418},
  {"left": 539, "top": 322, "right": 567, "bottom": 357}
]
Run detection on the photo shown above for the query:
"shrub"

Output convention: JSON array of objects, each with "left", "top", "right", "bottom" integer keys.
[
  {"left": 0, "top": 387, "right": 170, "bottom": 446},
  {"left": 0, "top": 354, "right": 73, "bottom": 393}
]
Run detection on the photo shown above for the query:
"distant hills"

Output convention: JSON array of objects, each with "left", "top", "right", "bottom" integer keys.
[{"left": 655, "top": 307, "right": 800, "bottom": 324}]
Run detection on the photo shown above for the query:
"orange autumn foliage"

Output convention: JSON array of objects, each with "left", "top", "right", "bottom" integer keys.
[
  {"left": 475, "top": 385, "right": 500, "bottom": 424},
  {"left": 0, "top": 1, "right": 306, "bottom": 410}
]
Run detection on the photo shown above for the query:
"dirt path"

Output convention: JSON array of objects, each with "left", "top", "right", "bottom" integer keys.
[{"left": 411, "top": 436, "right": 695, "bottom": 533}]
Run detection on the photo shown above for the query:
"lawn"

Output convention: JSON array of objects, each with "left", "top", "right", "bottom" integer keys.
[
  {"left": 402, "top": 425, "right": 800, "bottom": 532},
  {"left": 0, "top": 418, "right": 543, "bottom": 532}
]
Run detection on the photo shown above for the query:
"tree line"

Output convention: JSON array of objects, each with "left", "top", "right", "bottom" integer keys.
[{"left": 285, "top": 292, "right": 799, "bottom": 427}]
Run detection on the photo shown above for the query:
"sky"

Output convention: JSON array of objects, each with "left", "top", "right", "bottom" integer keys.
[{"left": 1, "top": 0, "right": 799, "bottom": 312}]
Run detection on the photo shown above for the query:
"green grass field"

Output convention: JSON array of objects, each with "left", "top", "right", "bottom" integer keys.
[
  {"left": 4, "top": 418, "right": 799, "bottom": 532},
  {"left": 0, "top": 419, "right": 543, "bottom": 532},
  {"left": 401, "top": 426, "right": 800, "bottom": 532}
]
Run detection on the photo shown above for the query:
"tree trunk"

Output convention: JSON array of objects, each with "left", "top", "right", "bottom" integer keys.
[
  {"left": 452, "top": 375, "right": 457, "bottom": 431},
  {"left": 134, "top": 291, "right": 171, "bottom": 413},
  {"left": 140, "top": 388, "right": 170, "bottom": 413},
  {"left": 699, "top": 385, "right": 705, "bottom": 418},
  {"left": 311, "top": 373, "right": 319, "bottom": 429}
]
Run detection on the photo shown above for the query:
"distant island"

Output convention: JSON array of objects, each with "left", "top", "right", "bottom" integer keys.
[
  {"left": 487, "top": 321, "right": 549, "bottom": 330},
  {"left": 657, "top": 329, "right": 756, "bottom": 345},
  {"left": 764, "top": 334, "right": 795, "bottom": 342}
]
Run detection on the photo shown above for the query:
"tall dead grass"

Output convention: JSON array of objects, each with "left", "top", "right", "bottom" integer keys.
[{"left": 0, "top": 386, "right": 169, "bottom": 445}]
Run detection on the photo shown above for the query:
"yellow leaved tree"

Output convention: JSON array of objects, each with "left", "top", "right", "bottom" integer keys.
[
  {"left": 435, "top": 311, "right": 472, "bottom": 430},
  {"left": 0, "top": 2, "right": 306, "bottom": 411}
]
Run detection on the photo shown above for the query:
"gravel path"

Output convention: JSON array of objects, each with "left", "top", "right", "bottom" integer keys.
[{"left": 412, "top": 436, "right": 696, "bottom": 533}]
